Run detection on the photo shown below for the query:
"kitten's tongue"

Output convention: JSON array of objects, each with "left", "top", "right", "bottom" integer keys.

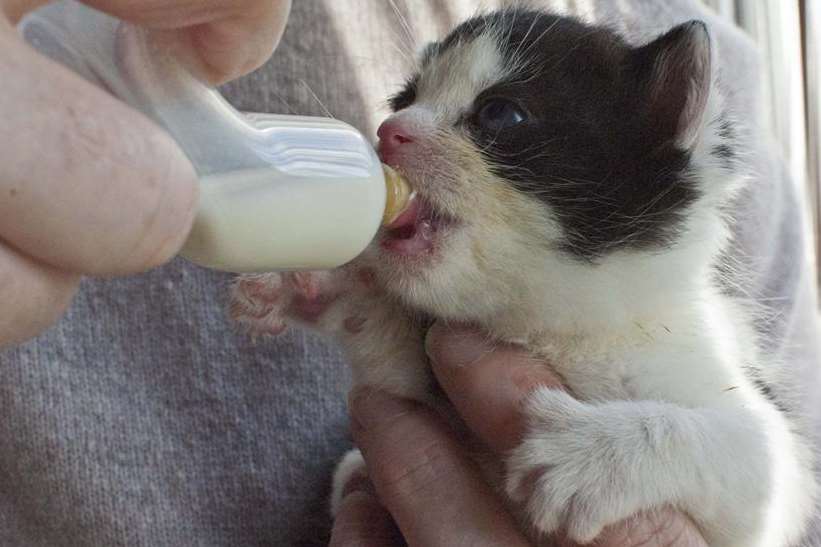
[
  {"left": 384, "top": 196, "right": 421, "bottom": 231},
  {"left": 381, "top": 197, "right": 437, "bottom": 256}
]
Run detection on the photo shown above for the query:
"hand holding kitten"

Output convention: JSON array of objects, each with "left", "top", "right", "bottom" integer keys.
[{"left": 330, "top": 325, "right": 708, "bottom": 547}]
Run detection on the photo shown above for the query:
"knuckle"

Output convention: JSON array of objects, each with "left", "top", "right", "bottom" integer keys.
[
  {"left": 123, "top": 135, "right": 198, "bottom": 272},
  {"left": 58, "top": 90, "right": 197, "bottom": 273}
]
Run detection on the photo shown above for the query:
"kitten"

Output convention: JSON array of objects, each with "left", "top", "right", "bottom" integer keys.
[{"left": 231, "top": 9, "right": 817, "bottom": 546}]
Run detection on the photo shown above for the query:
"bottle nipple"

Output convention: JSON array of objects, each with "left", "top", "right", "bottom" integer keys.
[{"left": 382, "top": 165, "right": 414, "bottom": 226}]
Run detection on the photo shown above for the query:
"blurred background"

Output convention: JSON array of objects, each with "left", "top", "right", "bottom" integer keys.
[{"left": 702, "top": 0, "right": 820, "bottom": 296}]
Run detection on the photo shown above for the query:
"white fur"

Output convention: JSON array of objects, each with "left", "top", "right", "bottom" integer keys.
[
  {"left": 417, "top": 33, "right": 510, "bottom": 116},
  {"left": 232, "top": 17, "right": 817, "bottom": 547},
  {"left": 330, "top": 449, "right": 366, "bottom": 518}
]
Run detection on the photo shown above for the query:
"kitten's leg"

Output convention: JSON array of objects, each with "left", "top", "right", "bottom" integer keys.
[
  {"left": 232, "top": 268, "right": 434, "bottom": 522},
  {"left": 505, "top": 388, "right": 805, "bottom": 547},
  {"left": 230, "top": 268, "right": 432, "bottom": 401},
  {"left": 330, "top": 449, "right": 367, "bottom": 517}
]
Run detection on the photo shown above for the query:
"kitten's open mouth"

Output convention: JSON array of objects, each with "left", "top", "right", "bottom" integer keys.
[{"left": 381, "top": 195, "right": 449, "bottom": 257}]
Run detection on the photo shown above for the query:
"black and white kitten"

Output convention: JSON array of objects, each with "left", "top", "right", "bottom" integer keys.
[{"left": 231, "top": 9, "right": 816, "bottom": 546}]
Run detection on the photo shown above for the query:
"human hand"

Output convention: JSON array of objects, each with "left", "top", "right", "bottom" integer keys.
[
  {"left": 331, "top": 324, "right": 708, "bottom": 546},
  {"left": 0, "top": 0, "right": 290, "bottom": 347}
]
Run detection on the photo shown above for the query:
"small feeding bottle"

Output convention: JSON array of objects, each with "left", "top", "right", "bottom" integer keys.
[{"left": 19, "top": 1, "right": 411, "bottom": 273}]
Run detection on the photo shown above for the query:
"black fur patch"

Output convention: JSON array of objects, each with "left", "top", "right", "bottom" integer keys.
[
  {"left": 754, "top": 378, "right": 791, "bottom": 414},
  {"left": 406, "top": 9, "right": 715, "bottom": 260},
  {"left": 712, "top": 144, "right": 735, "bottom": 160},
  {"left": 389, "top": 74, "right": 420, "bottom": 112},
  {"left": 472, "top": 10, "right": 703, "bottom": 259},
  {"left": 711, "top": 116, "right": 738, "bottom": 167},
  {"left": 744, "top": 366, "right": 792, "bottom": 415},
  {"left": 388, "top": 43, "right": 440, "bottom": 112},
  {"left": 718, "top": 118, "right": 735, "bottom": 140}
]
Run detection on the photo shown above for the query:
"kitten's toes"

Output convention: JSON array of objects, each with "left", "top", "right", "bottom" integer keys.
[
  {"left": 282, "top": 271, "right": 342, "bottom": 324},
  {"left": 230, "top": 270, "right": 354, "bottom": 336},
  {"left": 330, "top": 449, "right": 368, "bottom": 518},
  {"left": 230, "top": 273, "right": 288, "bottom": 336},
  {"left": 505, "top": 388, "right": 617, "bottom": 543}
]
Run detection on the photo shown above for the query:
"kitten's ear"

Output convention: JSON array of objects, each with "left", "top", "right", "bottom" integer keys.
[{"left": 629, "top": 21, "right": 712, "bottom": 150}]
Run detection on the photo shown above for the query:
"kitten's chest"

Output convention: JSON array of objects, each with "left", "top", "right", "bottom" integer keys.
[
  {"left": 522, "top": 327, "right": 738, "bottom": 406},
  {"left": 518, "top": 332, "right": 636, "bottom": 401},
  {"left": 537, "top": 344, "right": 636, "bottom": 401}
]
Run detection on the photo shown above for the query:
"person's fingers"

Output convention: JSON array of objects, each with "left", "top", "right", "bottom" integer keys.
[
  {"left": 85, "top": 0, "right": 291, "bottom": 84},
  {"left": 1, "top": 0, "right": 49, "bottom": 22},
  {"left": 330, "top": 485, "right": 406, "bottom": 547},
  {"left": 0, "top": 33, "right": 198, "bottom": 276},
  {"left": 426, "top": 323, "right": 564, "bottom": 452},
  {"left": 558, "top": 507, "right": 708, "bottom": 547},
  {"left": 4, "top": 0, "right": 290, "bottom": 84},
  {"left": 427, "top": 325, "right": 709, "bottom": 547},
  {"left": 350, "top": 388, "right": 533, "bottom": 547},
  {"left": 0, "top": 241, "right": 79, "bottom": 347},
  {"left": 157, "top": 0, "right": 291, "bottom": 85}
]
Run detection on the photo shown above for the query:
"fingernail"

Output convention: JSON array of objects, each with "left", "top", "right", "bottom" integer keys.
[
  {"left": 425, "top": 322, "right": 494, "bottom": 367},
  {"left": 348, "top": 387, "right": 419, "bottom": 432}
]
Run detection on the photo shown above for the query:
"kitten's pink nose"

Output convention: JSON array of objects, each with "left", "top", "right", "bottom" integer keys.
[{"left": 377, "top": 120, "right": 414, "bottom": 161}]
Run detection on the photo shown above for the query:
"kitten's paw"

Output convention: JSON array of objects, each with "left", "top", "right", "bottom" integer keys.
[
  {"left": 229, "top": 270, "right": 342, "bottom": 336},
  {"left": 230, "top": 273, "right": 289, "bottom": 336},
  {"left": 330, "top": 449, "right": 368, "bottom": 517},
  {"left": 505, "top": 389, "right": 643, "bottom": 544}
]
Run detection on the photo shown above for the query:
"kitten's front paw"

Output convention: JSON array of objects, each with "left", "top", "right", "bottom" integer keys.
[
  {"left": 230, "top": 273, "right": 289, "bottom": 336},
  {"left": 229, "top": 271, "right": 342, "bottom": 336},
  {"left": 506, "top": 389, "right": 645, "bottom": 544}
]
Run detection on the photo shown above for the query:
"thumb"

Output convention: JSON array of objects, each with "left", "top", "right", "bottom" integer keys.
[
  {"left": 427, "top": 324, "right": 708, "bottom": 547},
  {"left": 425, "top": 323, "right": 564, "bottom": 452}
]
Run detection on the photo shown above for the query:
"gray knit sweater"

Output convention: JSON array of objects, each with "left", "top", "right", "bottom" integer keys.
[{"left": 1, "top": 1, "right": 819, "bottom": 545}]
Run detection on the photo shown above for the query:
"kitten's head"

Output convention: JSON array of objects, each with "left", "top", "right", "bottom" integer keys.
[{"left": 373, "top": 9, "right": 742, "bottom": 333}]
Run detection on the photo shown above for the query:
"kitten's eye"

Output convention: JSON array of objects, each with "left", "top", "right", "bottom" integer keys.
[{"left": 476, "top": 98, "right": 527, "bottom": 131}]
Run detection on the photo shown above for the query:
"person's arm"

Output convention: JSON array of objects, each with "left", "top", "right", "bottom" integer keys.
[
  {"left": 0, "top": 0, "right": 290, "bottom": 347},
  {"left": 331, "top": 324, "right": 708, "bottom": 547}
]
